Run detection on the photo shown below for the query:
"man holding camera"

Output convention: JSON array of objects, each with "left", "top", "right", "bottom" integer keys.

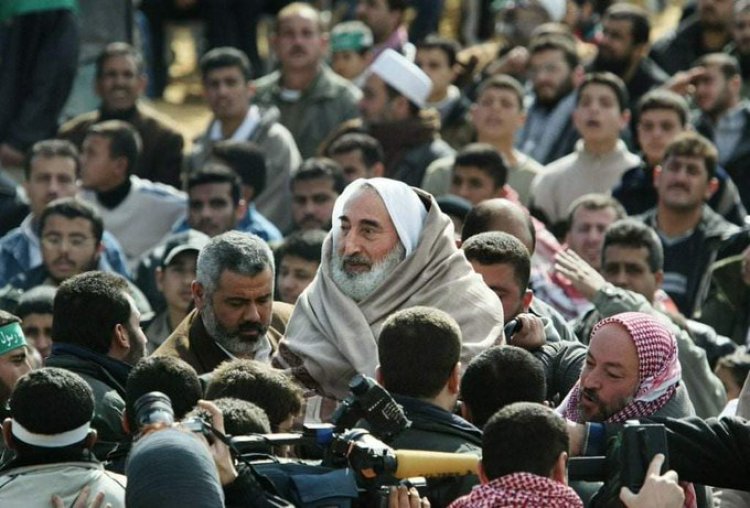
[{"left": 375, "top": 306, "right": 482, "bottom": 507}]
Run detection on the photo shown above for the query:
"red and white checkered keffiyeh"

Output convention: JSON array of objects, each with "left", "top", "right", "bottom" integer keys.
[
  {"left": 562, "top": 312, "right": 681, "bottom": 424},
  {"left": 448, "top": 472, "right": 583, "bottom": 508}
]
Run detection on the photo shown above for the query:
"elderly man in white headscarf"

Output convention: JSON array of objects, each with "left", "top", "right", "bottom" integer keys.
[{"left": 274, "top": 177, "right": 505, "bottom": 400}]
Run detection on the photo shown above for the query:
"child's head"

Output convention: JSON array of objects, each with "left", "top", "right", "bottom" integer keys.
[
  {"left": 471, "top": 75, "right": 526, "bottom": 142},
  {"left": 573, "top": 72, "right": 630, "bottom": 148},
  {"left": 450, "top": 143, "right": 508, "bottom": 205},
  {"left": 330, "top": 21, "right": 373, "bottom": 80}
]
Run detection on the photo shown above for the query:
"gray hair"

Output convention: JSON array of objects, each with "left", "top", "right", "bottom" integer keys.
[{"left": 196, "top": 232, "right": 275, "bottom": 294}]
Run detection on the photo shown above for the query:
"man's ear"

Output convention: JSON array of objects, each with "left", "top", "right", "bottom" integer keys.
[
  {"left": 235, "top": 199, "right": 248, "bottom": 223},
  {"left": 654, "top": 269, "right": 664, "bottom": 288},
  {"left": 551, "top": 451, "right": 569, "bottom": 484},
  {"left": 478, "top": 460, "right": 490, "bottom": 484},
  {"left": 375, "top": 365, "right": 384, "bottom": 386},
  {"left": 522, "top": 289, "right": 533, "bottom": 312},
  {"left": 155, "top": 266, "right": 165, "bottom": 292},
  {"left": 84, "top": 429, "right": 98, "bottom": 450},
  {"left": 371, "top": 162, "right": 385, "bottom": 178},
  {"left": 192, "top": 281, "right": 206, "bottom": 311},
  {"left": 653, "top": 164, "right": 663, "bottom": 188},
  {"left": 2, "top": 419, "right": 15, "bottom": 450},
  {"left": 448, "top": 363, "right": 461, "bottom": 394},
  {"left": 705, "top": 177, "right": 719, "bottom": 200}
]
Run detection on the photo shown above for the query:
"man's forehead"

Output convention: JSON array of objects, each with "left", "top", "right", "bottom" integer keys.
[
  {"left": 341, "top": 187, "right": 390, "bottom": 220},
  {"left": 604, "top": 245, "right": 650, "bottom": 264},
  {"left": 42, "top": 215, "right": 95, "bottom": 235}
]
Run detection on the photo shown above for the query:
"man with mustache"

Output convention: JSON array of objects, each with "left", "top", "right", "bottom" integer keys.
[
  {"left": 58, "top": 42, "right": 184, "bottom": 189},
  {"left": 254, "top": 2, "right": 361, "bottom": 158},
  {"left": 561, "top": 312, "right": 694, "bottom": 423},
  {"left": 637, "top": 132, "right": 740, "bottom": 317},
  {"left": 155, "top": 232, "right": 294, "bottom": 374},
  {"left": 0, "top": 197, "right": 150, "bottom": 317},
  {"left": 274, "top": 178, "right": 504, "bottom": 401}
]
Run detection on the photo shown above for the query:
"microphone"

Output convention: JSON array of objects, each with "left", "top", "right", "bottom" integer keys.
[{"left": 392, "top": 450, "right": 480, "bottom": 479}]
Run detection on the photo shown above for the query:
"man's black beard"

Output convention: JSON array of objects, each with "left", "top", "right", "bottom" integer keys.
[{"left": 592, "top": 53, "right": 630, "bottom": 78}]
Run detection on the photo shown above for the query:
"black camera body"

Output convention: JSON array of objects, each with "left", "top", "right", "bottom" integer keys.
[
  {"left": 621, "top": 421, "right": 669, "bottom": 492},
  {"left": 568, "top": 420, "right": 669, "bottom": 493}
]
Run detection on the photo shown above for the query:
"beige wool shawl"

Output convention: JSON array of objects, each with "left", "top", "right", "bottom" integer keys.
[{"left": 276, "top": 192, "right": 505, "bottom": 399}]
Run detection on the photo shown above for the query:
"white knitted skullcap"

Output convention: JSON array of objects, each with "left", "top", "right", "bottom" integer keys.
[{"left": 369, "top": 49, "right": 432, "bottom": 108}]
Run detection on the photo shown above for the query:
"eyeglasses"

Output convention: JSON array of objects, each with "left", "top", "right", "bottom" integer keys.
[{"left": 41, "top": 235, "right": 96, "bottom": 250}]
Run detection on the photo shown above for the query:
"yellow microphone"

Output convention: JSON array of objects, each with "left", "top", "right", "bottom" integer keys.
[{"left": 393, "top": 450, "right": 480, "bottom": 479}]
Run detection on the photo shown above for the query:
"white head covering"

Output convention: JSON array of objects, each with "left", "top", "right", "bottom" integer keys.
[
  {"left": 369, "top": 49, "right": 432, "bottom": 108},
  {"left": 331, "top": 178, "right": 427, "bottom": 256}
]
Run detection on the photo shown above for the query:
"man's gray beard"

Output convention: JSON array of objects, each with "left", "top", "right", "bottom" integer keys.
[
  {"left": 201, "top": 297, "right": 266, "bottom": 357},
  {"left": 330, "top": 243, "right": 406, "bottom": 302}
]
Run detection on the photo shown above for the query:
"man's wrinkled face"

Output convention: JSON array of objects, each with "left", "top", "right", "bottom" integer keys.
[
  {"left": 655, "top": 155, "right": 716, "bottom": 212},
  {"left": 692, "top": 64, "right": 733, "bottom": 117},
  {"left": 41, "top": 216, "right": 102, "bottom": 284},
  {"left": 573, "top": 83, "right": 628, "bottom": 146},
  {"left": 330, "top": 188, "right": 404, "bottom": 301},
  {"left": 292, "top": 177, "right": 339, "bottom": 231},
  {"left": 733, "top": 11, "right": 750, "bottom": 55},
  {"left": 0, "top": 346, "right": 32, "bottom": 404},
  {"left": 25, "top": 156, "right": 78, "bottom": 218},
  {"left": 96, "top": 54, "right": 146, "bottom": 112},
  {"left": 637, "top": 109, "right": 685, "bottom": 166},
  {"left": 188, "top": 182, "right": 242, "bottom": 237},
  {"left": 528, "top": 49, "right": 575, "bottom": 106},
  {"left": 278, "top": 254, "right": 319, "bottom": 304},
  {"left": 602, "top": 245, "right": 662, "bottom": 304},
  {"left": 194, "top": 269, "right": 274, "bottom": 356},
  {"left": 274, "top": 12, "right": 326, "bottom": 72},
  {"left": 203, "top": 66, "right": 254, "bottom": 122},
  {"left": 565, "top": 206, "right": 619, "bottom": 270},
  {"left": 594, "top": 18, "right": 638, "bottom": 76},
  {"left": 471, "top": 87, "right": 525, "bottom": 141},
  {"left": 21, "top": 313, "right": 53, "bottom": 359},
  {"left": 578, "top": 322, "right": 640, "bottom": 422}
]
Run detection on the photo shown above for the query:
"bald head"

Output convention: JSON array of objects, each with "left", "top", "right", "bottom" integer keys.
[{"left": 461, "top": 199, "right": 535, "bottom": 253}]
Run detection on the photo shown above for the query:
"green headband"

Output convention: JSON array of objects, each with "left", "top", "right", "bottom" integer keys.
[{"left": 0, "top": 322, "right": 26, "bottom": 355}]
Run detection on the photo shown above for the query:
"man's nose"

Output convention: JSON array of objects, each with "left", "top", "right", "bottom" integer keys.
[{"left": 242, "top": 303, "right": 260, "bottom": 322}]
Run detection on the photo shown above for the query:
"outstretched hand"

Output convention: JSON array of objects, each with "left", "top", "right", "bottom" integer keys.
[{"left": 554, "top": 249, "right": 607, "bottom": 300}]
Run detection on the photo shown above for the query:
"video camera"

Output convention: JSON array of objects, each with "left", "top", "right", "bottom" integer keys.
[
  {"left": 133, "top": 374, "right": 480, "bottom": 507},
  {"left": 568, "top": 420, "right": 670, "bottom": 493}
]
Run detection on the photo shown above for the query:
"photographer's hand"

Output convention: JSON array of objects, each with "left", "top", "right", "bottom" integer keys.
[
  {"left": 197, "top": 399, "right": 239, "bottom": 486},
  {"left": 388, "top": 486, "right": 430, "bottom": 508},
  {"left": 619, "top": 454, "right": 684, "bottom": 508}
]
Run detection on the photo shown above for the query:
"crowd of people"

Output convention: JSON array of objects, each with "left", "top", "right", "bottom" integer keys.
[{"left": 2, "top": 0, "right": 750, "bottom": 506}]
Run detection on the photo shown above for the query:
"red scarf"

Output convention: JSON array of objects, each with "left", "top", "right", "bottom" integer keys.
[{"left": 449, "top": 472, "right": 583, "bottom": 508}]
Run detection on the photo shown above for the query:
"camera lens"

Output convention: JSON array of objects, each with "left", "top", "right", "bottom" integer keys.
[{"left": 134, "top": 391, "right": 175, "bottom": 429}]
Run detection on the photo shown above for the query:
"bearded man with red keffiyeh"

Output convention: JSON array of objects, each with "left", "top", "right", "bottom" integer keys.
[
  {"left": 560, "top": 312, "right": 693, "bottom": 424},
  {"left": 449, "top": 402, "right": 583, "bottom": 508},
  {"left": 560, "top": 312, "right": 697, "bottom": 507}
]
